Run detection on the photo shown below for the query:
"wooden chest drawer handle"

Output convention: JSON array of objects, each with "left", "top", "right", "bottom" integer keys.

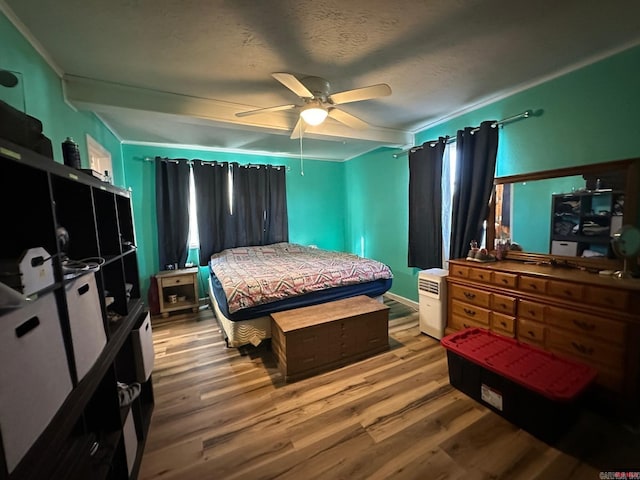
[
  {"left": 563, "top": 289, "right": 573, "bottom": 297},
  {"left": 527, "top": 330, "right": 536, "bottom": 338},
  {"left": 463, "top": 291, "right": 476, "bottom": 299},
  {"left": 463, "top": 308, "right": 476, "bottom": 317},
  {"left": 463, "top": 323, "right": 471, "bottom": 329},
  {"left": 572, "top": 319, "right": 595, "bottom": 331},
  {"left": 528, "top": 310, "right": 537, "bottom": 317},
  {"left": 501, "top": 278, "right": 508, "bottom": 284},
  {"left": 571, "top": 342, "right": 594, "bottom": 356},
  {"left": 499, "top": 303, "right": 507, "bottom": 309},
  {"left": 528, "top": 283, "right": 538, "bottom": 290},
  {"left": 478, "top": 274, "right": 485, "bottom": 279},
  {"left": 456, "top": 269, "right": 465, "bottom": 275},
  {"left": 500, "top": 321, "right": 507, "bottom": 328}
]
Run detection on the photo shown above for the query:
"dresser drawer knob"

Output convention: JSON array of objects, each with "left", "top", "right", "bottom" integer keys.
[
  {"left": 463, "top": 308, "right": 476, "bottom": 317},
  {"left": 478, "top": 274, "right": 485, "bottom": 279},
  {"left": 572, "top": 320, "right": 595, "bottom": 331},
  {"left": 500, "top": 321, "right": 507, "bottom": 327},
  {"left": 501, "top": 278, "right": 508, "bottom": 284},
  {"left": 528, "top": 330, "right": 536, "bottom": 338},
  {"left": 500, "top": 303, "right": 507, "bottom": 309},
  {"left": 528, "top": 310, "right": 536, "bottom": 317},
  {"left": 463, "top": 291, "right": 476, "bottom": 299},
  {"left": 563, "top": 289, "right": 573, "bottom": 297},
  {"left": 529, "top": 283, "right": 537, "bottom": 290},
  {"left": 571, "top": 342, "right": 594, "bottom": 355}
]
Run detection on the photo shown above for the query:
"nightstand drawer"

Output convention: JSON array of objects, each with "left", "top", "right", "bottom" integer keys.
[{"left": 160, "top": 274, "right": 193, "bottom": 287}]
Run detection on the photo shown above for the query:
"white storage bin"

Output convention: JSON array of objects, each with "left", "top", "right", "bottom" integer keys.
[
  {"left": 0, "top": 292, "right": 73, "bottom": 473},
  {"left": 132, "top": 312, "right": 154, "bottom": 382},
  {"left": 551, "top": 240, "right": 578, "bottom": 256},
  {"left": 66, "top": 273, "right": 107, "bottom": 382}
]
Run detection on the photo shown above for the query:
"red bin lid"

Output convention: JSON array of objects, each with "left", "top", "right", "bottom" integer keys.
[{"left": 441, "top": 328, "right": 597, "bottom": 401}]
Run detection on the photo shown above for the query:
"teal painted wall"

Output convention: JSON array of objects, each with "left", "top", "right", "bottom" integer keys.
[
  {"left": 6, "top": 5, "right": 640, "bottom": 305},
  {"left": 120, "top": 144, "right": 345, "bottom": 297},
  {"left": 349, "top": 44, "right": 640, "bottom": 302},
  {"left": 0, "top": 12, "right": 123, "bottom": 182}
]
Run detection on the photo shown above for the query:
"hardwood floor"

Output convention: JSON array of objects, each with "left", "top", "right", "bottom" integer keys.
[{"left": 139, "top": 298, "right": 639, "bottom": 479}]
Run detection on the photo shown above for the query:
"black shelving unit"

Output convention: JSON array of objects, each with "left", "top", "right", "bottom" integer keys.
[
  {"left": 550, "top": 190, "right": 625, "bottom": 257},
  {"left": 0, "top": 138, "right": 153, "bottom": 479}
]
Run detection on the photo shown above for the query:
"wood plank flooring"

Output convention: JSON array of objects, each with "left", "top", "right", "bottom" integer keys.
[{"left": 139, "top": 298, "right": 639, "bottom": 479}]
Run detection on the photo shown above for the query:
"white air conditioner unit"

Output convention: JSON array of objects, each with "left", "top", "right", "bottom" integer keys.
[{"left": 418, "top": 268, "right": 448, "bottom": 340}]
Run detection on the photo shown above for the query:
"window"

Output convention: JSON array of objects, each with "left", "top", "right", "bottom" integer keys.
[
  {"left": 187, "top": 166, "right": 200, "bottom": 249},
  {"left": 442, "top": 142, "right": 456, "bottom": 267}
]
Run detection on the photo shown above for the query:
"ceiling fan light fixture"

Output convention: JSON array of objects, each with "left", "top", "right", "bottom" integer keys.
[{"left": 300, "top": 102, "right": 328, "bottom": 126}]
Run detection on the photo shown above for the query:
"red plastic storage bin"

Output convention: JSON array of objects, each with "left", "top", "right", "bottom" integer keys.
[{"left": 441, "top": 328, "right": 597, "bottom": 442}]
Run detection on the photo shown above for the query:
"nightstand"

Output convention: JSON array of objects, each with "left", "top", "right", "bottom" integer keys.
[{"left": 156, "top": 267, "right": 199, "bottom": 317}]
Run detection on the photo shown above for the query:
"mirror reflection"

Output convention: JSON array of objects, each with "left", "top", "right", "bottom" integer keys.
[{"left": 495, "top": 169, "right": 627, "bottom": 258}]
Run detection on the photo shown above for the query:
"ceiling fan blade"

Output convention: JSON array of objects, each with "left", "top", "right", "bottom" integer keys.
[
  {"left": 235, "top": 104, "right": 297, "bottom": 117},
  {"left": 329, "top": 83, "right": 391, "bottom": 105},
  {"left": 290, "top": 117, "right": 307, "bottom": 139},
  {"left": 328, "top": 108, "right": 369, "bottom": 130},
  {"left": 272, "top": 73, "right": 314, "bottom": 98}
]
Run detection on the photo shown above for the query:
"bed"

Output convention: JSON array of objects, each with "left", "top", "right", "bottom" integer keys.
[{"left": 207, "top": 242, "right": 393, "bottom": 347}]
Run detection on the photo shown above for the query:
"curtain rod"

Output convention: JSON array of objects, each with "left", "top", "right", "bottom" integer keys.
[
  {"left": 392, "top": 109, "right": 533, "bottom": 158},
  {"left": 140, "top": 157, "right": 289, "bottom": 170}
]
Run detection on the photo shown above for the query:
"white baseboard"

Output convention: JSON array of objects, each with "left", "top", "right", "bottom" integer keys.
[{"left": 384, "top": 291, "right": 418, "bottom": 310}]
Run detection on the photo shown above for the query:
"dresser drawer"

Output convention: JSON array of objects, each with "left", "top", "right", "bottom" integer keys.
[
  {"left": 469, "top": 268, "right": 492, "bottom": 283},
  {"left": 519, "top": 276, "right": 547, "bottom": 294},
  {"left": 491, "top": 293, "right": 516, "bottom": 315},
  {"left": 450, "top": 265, "right": 470, "bottom": 278},
  {"left": 547, "top": 348, "right": 624, "bottom": 392},
  {"left": 491, "top": 312, "right": 515, "bottom": 336},
  {"left": 547, "top": 280, "right": 584, "bottom": 302},
  {"left": 451, "top": 299, "right": 490, "bottom": 325},
  {"left": 518, "top": 299, "right": 545, "bottom": 322},
  {"left": 545, "top": 307, "right": 626, "bottom": 345},
  {"left": 546, "top": 329, "right": 624, "bottom": 369},
  {"left": 583, "top": 286, "right": 629, "bottom": 311},
  {"left": 450, "top": 284, "right": 491, "bottom": 308},
  {"left": 517, "top": 318, "right": 545, "bottom": 346},
  {"left": 493, "top": 272, "right": 518, "bottom": 289},
  {"left": 449, "top": 314, "right": 488, "bottom": 331}
]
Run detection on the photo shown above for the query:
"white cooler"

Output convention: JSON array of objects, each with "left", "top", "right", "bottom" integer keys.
[
  {"left": 0, "top": 292, "right": 73, "bottom": 473},
  {"left": 65, "top": 273, "right": 106, "bottom": 382}
]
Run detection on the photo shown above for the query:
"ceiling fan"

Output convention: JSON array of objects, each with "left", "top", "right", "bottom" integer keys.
[{"left": 235, "top": 73, "right": 391, "bottom": 139}]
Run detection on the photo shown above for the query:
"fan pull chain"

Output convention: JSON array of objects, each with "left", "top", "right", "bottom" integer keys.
[{"left": 299, "top": 122, "right": 305, "bottom": 176}]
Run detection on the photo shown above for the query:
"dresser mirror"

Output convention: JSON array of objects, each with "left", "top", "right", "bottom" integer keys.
[{"left": 488, "top": 158, "right": 639, "bottom": 270}]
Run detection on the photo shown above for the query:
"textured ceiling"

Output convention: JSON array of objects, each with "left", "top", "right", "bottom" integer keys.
[{"left": 3, "top": 0, "right": 640, "bottom": 160}]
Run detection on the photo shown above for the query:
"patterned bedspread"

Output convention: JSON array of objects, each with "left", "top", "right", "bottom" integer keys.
[{"left": 209, "top": 243, "right": 393, "bottom": 314}]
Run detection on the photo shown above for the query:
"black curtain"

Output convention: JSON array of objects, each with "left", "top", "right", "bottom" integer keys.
[
  {"left": 265, "top": 165, "right": 288, "bottom": 244},
  {"left": 193, "top": 161, "right": 289, "bottom": 264},
  {"left": 155, "top": 157, "right": 191, "bottom": 270},
  {"left": 192, "top": 160, "right": 232, "bottom": 266},
  {"left": 408, "top": 138, "right": 447, "bottom": 269},
  {"left": 449, "top": 121, "right": 499, "bottom": 260}
]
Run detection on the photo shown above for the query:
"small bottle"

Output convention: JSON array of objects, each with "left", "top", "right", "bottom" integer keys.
[{"left": 62, "top": 137, "right": 81, "bottom": 169}]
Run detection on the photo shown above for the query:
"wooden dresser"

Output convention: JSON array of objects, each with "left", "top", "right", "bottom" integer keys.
[
  {"left": 271, "top": 295, "right": 390, "bottom": 382},
  {"left": 446, "top": 259, "right": 640, "bottom": 407}
]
